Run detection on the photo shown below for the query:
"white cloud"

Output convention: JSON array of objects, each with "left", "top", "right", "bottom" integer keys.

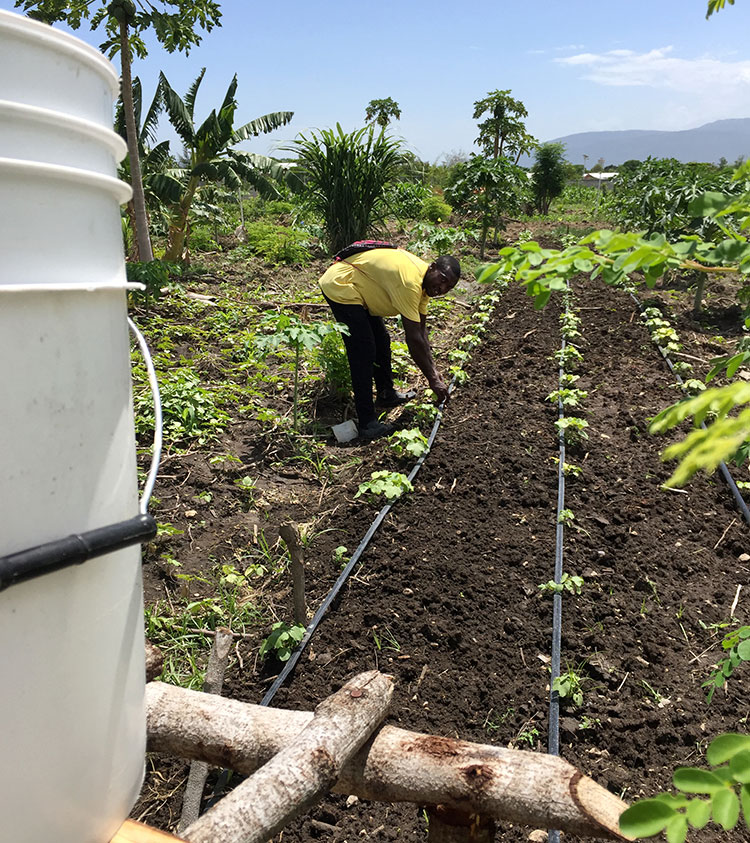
[{"left": 555, "top": 46, "right": 750, "bottom": 94}]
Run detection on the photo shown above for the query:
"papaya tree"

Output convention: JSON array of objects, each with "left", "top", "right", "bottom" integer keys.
[
  {"left": 14, "top": 0, "right": 222, "bottom": 262},
  {"left": 472, "top": 89, "right": 537, "bottom": 164},
  {"left": 365, "top": 97, "right": 402, "bottom": 128},
  {"left": 446, "top": 155, "right": 526, "bottom": 257},
  {"left": 115, "top": 76, "right": 183, "bottom": 253},
  {"left": 159, "top": 68, "right": 293, "bottom": 262}
]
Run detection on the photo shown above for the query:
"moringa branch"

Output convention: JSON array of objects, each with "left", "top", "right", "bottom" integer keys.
[{"left": 146, "top": 681, "right": 628, "bottom": 840}]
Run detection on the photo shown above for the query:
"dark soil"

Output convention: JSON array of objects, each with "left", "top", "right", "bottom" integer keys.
[{"left": 136, "top": 268, "right": 750, "bottom": 840}]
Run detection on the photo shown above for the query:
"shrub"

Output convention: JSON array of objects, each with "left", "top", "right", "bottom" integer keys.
[
  {"left": 386, "top": 181, "right": 432, "bottom": 219},
  {"left": 244, "top": 221, "right": 311, "bottom": 265},
  {"left": 421, "top": 194, "right": 453, "bottom": 223}
]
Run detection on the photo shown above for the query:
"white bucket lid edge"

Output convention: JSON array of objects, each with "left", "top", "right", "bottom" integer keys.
[{"left": 0, "top": 9, "right": 120, "bottom": 98}]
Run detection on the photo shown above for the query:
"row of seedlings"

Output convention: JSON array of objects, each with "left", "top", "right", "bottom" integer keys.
[
  {"left": 546, "top": 284, "right": 588, "bottom": 843},
  {"left": 356, "top": 283, "right": 509, "bottom": 506}
]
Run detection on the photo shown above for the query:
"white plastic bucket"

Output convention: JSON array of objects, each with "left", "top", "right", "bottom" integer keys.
[
  {"left": 0, "top": 10, "right": 146, "bottom": 843},
  {"left": 0, "top": 9, "right": 119, "bottom": 128},
  {"left": 0, "top": 100, "right": 127, "bottom": 176}
]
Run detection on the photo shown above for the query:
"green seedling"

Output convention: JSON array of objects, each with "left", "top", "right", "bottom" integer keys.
[
  {"left": 332, "top": 545, "right": 349, "bottom": 566},
  {"left": 554, "top": 416, "right": 589, "bottom": 445},
  {"left": 259, "top": 621, "right": 305, "bottom": 662},
  {"left": 539, "top": 572, "right": 584, "bottom": 596},
  {"left": 389, "top": 428, "right": 430, "bottom": 460},
  {"left": 553, "top": 667, "right": 585, "bottom": 707},
  {"left": 406, "top": 399, "right": 439, "bottom": 427},
  {"left": 559, "top": 372, "right": 581, "bottom": 387},
  {"left": 619, "top": 732, "right": 750, "bottom": 841},
  {"left": 356, "top": 471, "right": 413, "bottom": 502},
  {"left": 704, "top": 625, "right": 750, "bottom": 703},
  {"left": 552, "top": 345, "right": 584, "bottom": 370},
  {"left": 558, "top": 508, "right": 575, "bottom": 526},
  {"left": 547, "top": 387, "right": 588, "bottom": 408}
]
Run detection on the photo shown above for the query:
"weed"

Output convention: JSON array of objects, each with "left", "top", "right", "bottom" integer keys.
[{"left": 703, "top": 625, "right": 750, "bottom": 702}]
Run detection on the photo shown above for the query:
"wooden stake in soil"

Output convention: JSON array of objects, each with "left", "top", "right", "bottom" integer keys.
[
  {"left": 181, "top": 671, "right": 393, "bottom": 843},
  {"left": 279, "top": 522, "right": 307, "bottom": 625},
  {"left": 146, "top": 682, "right": 629, "bottom": 840},
  {"left": 178, "top": 627, "right": 234, "bottom": 833}
]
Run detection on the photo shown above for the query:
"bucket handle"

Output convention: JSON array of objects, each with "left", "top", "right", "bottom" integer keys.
[{"left": 128, "top": 317, "right": 162, "bottom": 514}]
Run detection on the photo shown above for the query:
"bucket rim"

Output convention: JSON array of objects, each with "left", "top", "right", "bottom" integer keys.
[
  {"left": 0, "top": 100, "right": 128, "bottom": 163},
  {"left": 0, "top": 157, "right": 132, "bottom": 206},
  {"left": 0, "top": 9, "right": 120, "bottom": 99},
  {"left": 0, "top": 283, "right": 145, "bottom": 292}
]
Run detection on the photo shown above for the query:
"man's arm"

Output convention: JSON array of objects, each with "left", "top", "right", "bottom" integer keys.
[{"left": 402, "top": 317, "right": 449, "bottom": 403}]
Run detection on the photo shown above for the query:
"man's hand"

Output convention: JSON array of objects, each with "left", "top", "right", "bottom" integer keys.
[{"left": 429, "top": 377, "right": 450, "bottom": 405}]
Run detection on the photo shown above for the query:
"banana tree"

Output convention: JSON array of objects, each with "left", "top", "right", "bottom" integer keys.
[{"left": 160, "top": 68, "right": 293, "bottom": 262}]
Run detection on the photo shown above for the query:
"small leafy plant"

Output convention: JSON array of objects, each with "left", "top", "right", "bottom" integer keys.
[
  {"left": 552, "top": 345, "right": 584, "bottom": 370},
  {"left": 539, "top": 572, "right": 584, "bottom": 595},
  {"left": 259, "top": 621, "right": 305, "bottom": 662},
  {"left": 619, "top": 732, "right": 750, "bottom": 841},
  {"left": 389, "top": 428, "right": 430, "bottom": 459},
  {"left": 703, "top": 625, "right": 750, "bottom": 702},
  {"left": 356, "top": 471, "right": 414, "bottom": 502},
  {"left": 554, "top": 416, "right": 589, "bottom": 445},
  {"left": 546, "top": 387, "right": 588, "bottom": 408},
  {"left": 558, "top": 508, "right": 575, "bottom": 526},
  {"left": 552, "top": 666, "right": 585, "bottom": 707}
]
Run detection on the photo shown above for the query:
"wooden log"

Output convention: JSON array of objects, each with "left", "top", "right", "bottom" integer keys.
[
  {"left": 145, "top": 641, "right": 164, "bottom": 682},
  {"left": 146, "top": 682, "right": 629, "bottom": 840},
  {"left": 279, "top": 522, "right": 307, "bottom": 625},
  {"left": 181, "top": 671, "right": 393, "bottom": 843},
  {"left": 178, "top": 627, "right": 234, "bottom": 833},
  {"left": 111, "top": 819, "right": 185, "bottom": 842}
]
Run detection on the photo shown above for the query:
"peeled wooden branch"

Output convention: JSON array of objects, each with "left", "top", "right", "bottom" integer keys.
[
  {"left": 182, "top": 671, "right": 393, "bottom": 843},
  {"left": 146, "top": 682, "right": 628, "bottom": 840},
  {"left": 279, "top": 522, "right": 306, "bottom": 624},
  {"left": 178, "top": 628, "right": 234, "bottom": 833}
]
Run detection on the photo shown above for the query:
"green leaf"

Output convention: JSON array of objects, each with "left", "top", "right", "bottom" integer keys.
[
  {"left": 685, "top": 798, "right": 712, "bottom": 829},
  {"left": 665, "top": 813, "right": 688, "bottom": 843},
  {"left": 730, "top": 750, "right": 750, "bottom": 783},
  {"left": 689, "top": 191, "right": 732, "bottom": 218},
  {"left": 673, "top": 767, "right": 725, "bottom": 794},
  {"left": 737, "top": 639, "right": 750, "bottom": 659},
  {"left": 712, "top": 787, "right": 740, "bottom": 829},
  {"left": 740, "top": 783, "right": 750, "bottom": 827},
  {"left": 619, "top": 799, "right": 677, "bottom": 837},
  {"left": 708, "top": 733, "right": 750, "bottom": 765}
]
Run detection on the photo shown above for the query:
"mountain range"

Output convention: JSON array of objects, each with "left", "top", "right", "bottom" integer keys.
[{"left": 536, "top": 118, "right": 750, "bottom": 167}]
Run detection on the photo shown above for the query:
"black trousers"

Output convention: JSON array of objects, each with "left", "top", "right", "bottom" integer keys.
[{"left": 323, "top": 294, "right": 395, "bottom": 426}]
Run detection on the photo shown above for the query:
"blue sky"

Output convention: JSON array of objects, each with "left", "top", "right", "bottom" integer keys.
[{"left": 3, "top": 0, "right": 749, "bottom": 164}]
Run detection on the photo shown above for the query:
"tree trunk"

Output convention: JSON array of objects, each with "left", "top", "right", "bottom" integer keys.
[
  {"left": 165, "top": 177, "right": 199, "bottom": 262},
  {"left": 146, "top": 682, "right": 627, "bottom": 839},
  {"left": 181, "top": 671, "right": 393, "bottom": 843},
  {"left": 119, "top": 19, "right": 153, "bottom": 263}
]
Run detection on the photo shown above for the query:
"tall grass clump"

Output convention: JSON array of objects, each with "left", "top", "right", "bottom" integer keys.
[{"left": 287, "top": 124, "right": 406, "bottom": 255}]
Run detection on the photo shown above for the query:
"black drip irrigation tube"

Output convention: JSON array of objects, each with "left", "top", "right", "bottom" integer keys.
[
  {"left": 629, "top": 291, "right": 750, "bottom": 528},
  {"left": 547, "top": 312, "right": 569, "bottom": 843}
]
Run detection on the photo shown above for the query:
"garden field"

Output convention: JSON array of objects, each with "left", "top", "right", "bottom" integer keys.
[{"left": 133, "top": 219, "right": 749, "bottom": 841}]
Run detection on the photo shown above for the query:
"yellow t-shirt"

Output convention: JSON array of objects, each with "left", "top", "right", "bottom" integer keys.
[{"left": 319, "top": 249, "right": 430, "bottom": 323}]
